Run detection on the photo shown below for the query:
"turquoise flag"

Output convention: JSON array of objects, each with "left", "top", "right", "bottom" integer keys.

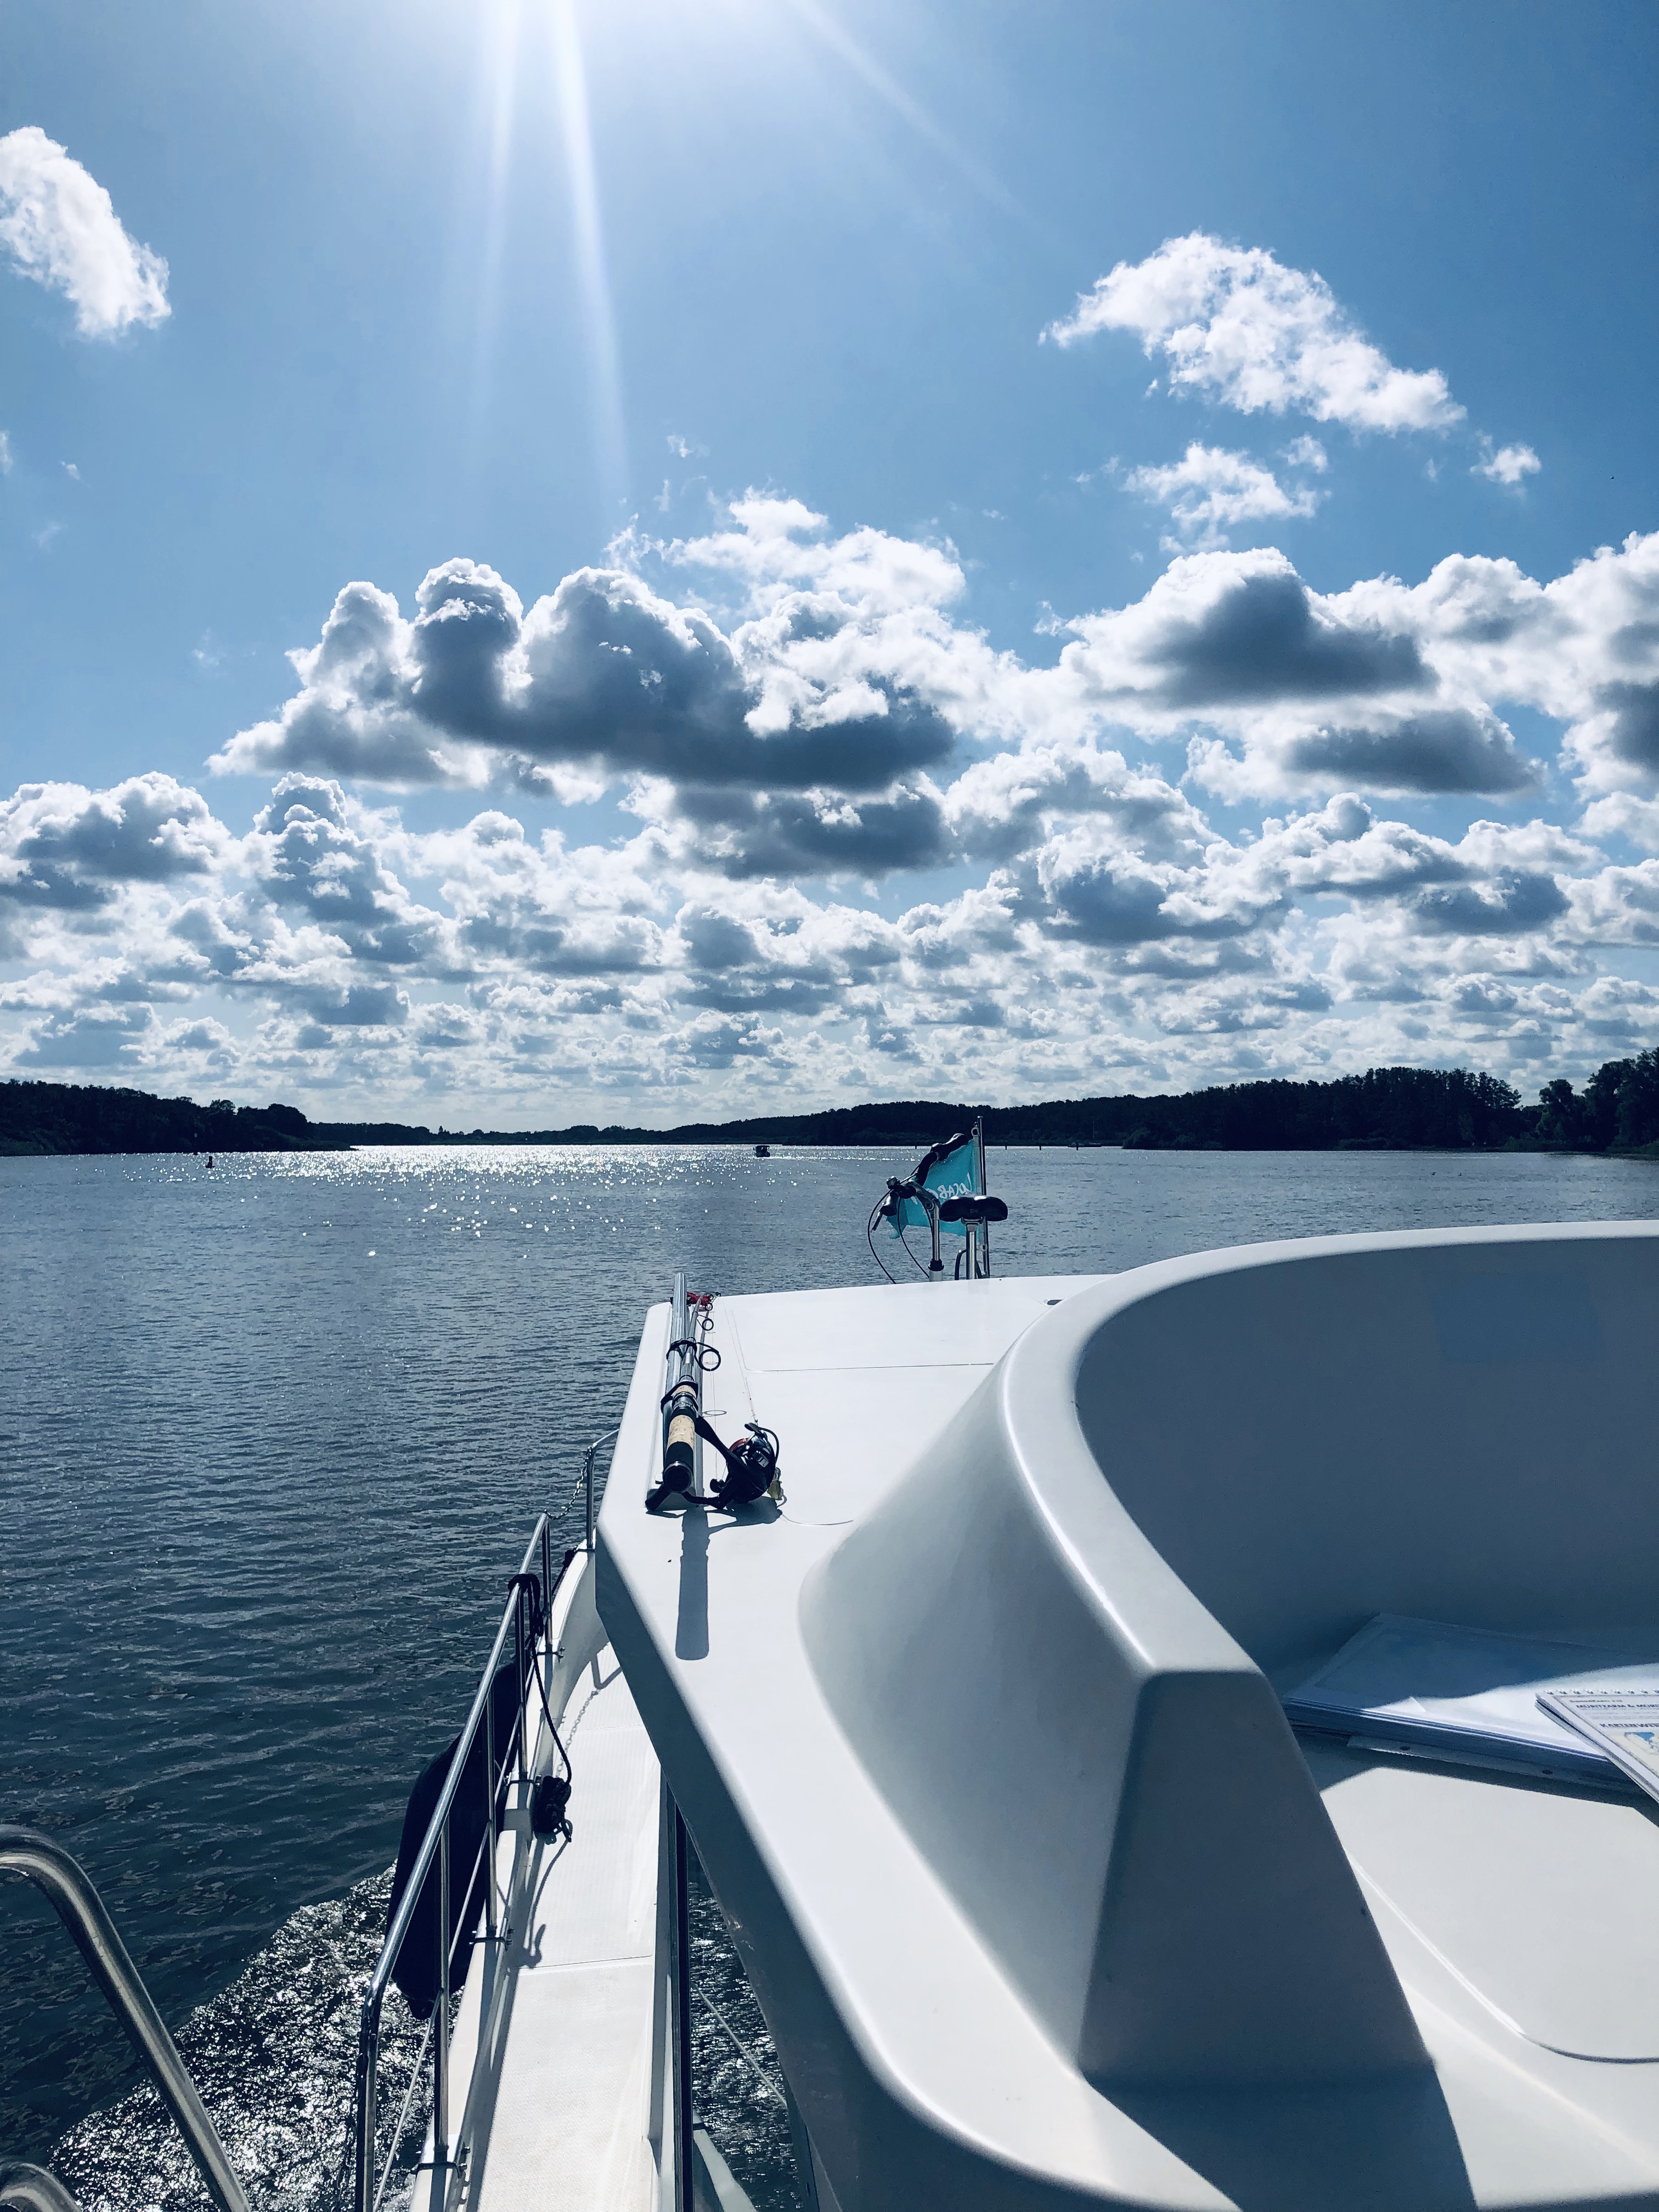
[{"left": 892, "top": 1134, "right": 979, "bottom": 1237}]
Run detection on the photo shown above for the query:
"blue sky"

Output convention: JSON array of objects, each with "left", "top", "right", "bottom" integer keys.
[{"left": 4, "top": 0, "right": 1658, "bottom": 1121}]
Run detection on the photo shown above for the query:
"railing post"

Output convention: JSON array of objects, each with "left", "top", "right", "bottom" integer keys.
[
  {"left": 483, "top": 1693, "right": 497, "bottom": 1949},
  {"left": 353, "top": 2000, "right": 378, "bottom": 2212},
  {"left": 584, "top": 1443, "right": 595, "bottom": 1553},
  {"left": 346, "top": 1516, "right": 574, "bottom": 2212},
  {"left": 514, "top": 1591, "right": 527, "bottom": 1790},
  {"left": 433, "top": 1820, "right": 449, "bottom": 2207},
  {"left": 673, "top": 1806, "right": 694, "bottom": 2212}
]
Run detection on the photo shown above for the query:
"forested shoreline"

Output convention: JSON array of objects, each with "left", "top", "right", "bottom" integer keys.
[{"left": 4, "top": 1051, "right": 1657, "bottom": 1159}]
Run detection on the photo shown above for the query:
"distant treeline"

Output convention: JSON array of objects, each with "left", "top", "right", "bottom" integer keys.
[
  {"left": 1534, "top": 1053, "right": 1659, "bottom": 1154},
  {"left": 3, "top": 1051, "right": 1657, "bottom": 1160},
  {"left": 0, "top": 1084, "right": 349, "bottom": 1159}
]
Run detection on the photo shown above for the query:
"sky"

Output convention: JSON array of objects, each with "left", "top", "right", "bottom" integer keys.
[{"left": 3, "top": 0, "right": 1658, "bottom": 1125}]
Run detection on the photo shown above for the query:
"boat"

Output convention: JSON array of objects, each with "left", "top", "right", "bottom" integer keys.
[
  {"left": 8, "top": 1138, "right": 1659, "bottom": 2212},
  {"left": 753, "top": 1143, "right": 770, "bottom": 1158}
]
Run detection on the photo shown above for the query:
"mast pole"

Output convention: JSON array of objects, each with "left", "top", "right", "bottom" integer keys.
[{"left": 973, "top": 1115, "right": 990, "bottom": 1278}]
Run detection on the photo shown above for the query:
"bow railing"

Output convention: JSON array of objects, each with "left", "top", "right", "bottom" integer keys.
[{"left": 352, "top": 1518, "right": 566, "bottom": 2212}]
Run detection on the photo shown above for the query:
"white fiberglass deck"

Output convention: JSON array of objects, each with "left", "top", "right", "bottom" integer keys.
[
  {"left": 430, "top": 1610, "right": 661, "bottom": 2212},
  {"left": 600, "top": 1230, "right": 1659, "bottom": 2210}
]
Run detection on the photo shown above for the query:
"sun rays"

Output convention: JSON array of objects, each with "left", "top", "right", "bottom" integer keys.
[{"left": 550, "top": 0, "right": 629, "bottom": 530}]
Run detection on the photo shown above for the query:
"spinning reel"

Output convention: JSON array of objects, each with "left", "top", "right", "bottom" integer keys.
[
  {"left": 693, "top": 1414, "right": 785, "bottom": 1508},
  {"left": 647, "top": 1282, "right": 785, "bottom": 1513}
]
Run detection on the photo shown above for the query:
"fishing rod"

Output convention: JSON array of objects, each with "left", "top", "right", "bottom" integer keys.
[{"left": 646, "top": 1272, "right": 783, "bottom": 1512}]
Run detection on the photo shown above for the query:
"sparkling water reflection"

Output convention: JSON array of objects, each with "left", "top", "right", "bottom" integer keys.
[{"left": 3, "top": 1140, "right": 1656, "bottom": 2198}]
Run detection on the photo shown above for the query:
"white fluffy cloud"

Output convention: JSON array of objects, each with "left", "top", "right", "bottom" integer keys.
[
  {"left": 1474, "top": 440, "right": 1542, "bottom": 487},
  {"left": 1045, "top": 233, "right": 1462, "bottom": 433},
  {"left": 0, "top": 127, "right": 169, "bottom": 337},
  {"left": 199, "top": 512, "right": 1659, "bottom": 834},
  {"left": 1368, "top": 534, "right": 1659, "bottom": 794},
  {"left": 7, "top": 503, "right": 1659, "bottom": 1113},
  {"left": 1122, "top": 442, "right": 1324, "bottom": 546},
  {"left": 1, "top": 774, "right": 230, "bottom": 909},
  {"left": 218, "top": 507, "right": 1612, "bottom": 826}
]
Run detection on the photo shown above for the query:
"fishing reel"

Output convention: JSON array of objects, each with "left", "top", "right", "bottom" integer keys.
[{"left": 695, "top": 1414, "right": 785, "bottom": 1508}]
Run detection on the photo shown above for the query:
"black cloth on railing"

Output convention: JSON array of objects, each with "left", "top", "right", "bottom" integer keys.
[{"left": 385, "top": 1662, "right": 524, "bottom": 2019}]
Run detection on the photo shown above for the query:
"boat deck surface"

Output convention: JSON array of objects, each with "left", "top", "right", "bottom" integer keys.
[
  {"left": 599, "top": 1252, "right": 1659, "bottom": 2209},
  {"left": 430, "top": 1643, "right": 662, "bottom": 2212}
]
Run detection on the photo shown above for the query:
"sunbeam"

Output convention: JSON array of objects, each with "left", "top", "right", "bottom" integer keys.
[
  {"left": 463, "top": 0, "right": 524, "bottom": 483},
  {"left": 782, "top": 0, "right": 1022, "bottom": 219},
  {"left": 550, "top": 0, "right": 629, "bottom": 530}
]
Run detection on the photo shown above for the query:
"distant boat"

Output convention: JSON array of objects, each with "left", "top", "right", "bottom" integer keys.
[{"left": 753, "top": 1142, "right": 770, "bottom": 1156}]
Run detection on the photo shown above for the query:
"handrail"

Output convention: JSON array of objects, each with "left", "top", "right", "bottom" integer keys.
[
  {"left": 0, "top": 2162, "right": 81, "bottom": 2212},
  {"left": 353, "top": 1516, "right": 578, "bottom": 2212},
  {"left": 579, "top": 1426, "right": 620, "bottom": 1551},
  {"left": 0, "top": 1829, "right": 251, "bottom": 2212}
]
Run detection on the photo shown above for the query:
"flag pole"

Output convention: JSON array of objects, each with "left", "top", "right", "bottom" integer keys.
[{"left": 972, "top": 1115, "right": 989, "bottom": 1278}]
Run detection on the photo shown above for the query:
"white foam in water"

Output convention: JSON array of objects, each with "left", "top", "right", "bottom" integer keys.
[
  {"left": 47, "top": 1857, "right": 801, "bottom": 2212},
  {"left": 52, "top": 1871, "right": 429, "bottom": 2212}
]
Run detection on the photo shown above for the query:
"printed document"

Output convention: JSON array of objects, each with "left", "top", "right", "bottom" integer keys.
[{"left": 1537, "top": 1686, "right": 1659, "bottom": 1805}]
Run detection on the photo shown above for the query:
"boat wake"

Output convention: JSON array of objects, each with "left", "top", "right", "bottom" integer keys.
[
  {"left": 48, "top": 1857, "right": 800, "bottom": 2212},
  {"left": 51, "top": 1870, "right": 429, "bottom": 2212}
]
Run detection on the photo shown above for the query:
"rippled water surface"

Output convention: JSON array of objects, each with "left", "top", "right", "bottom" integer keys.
[{"left": 4, "top": 1139, "right": 1657, "bottom": 2197}]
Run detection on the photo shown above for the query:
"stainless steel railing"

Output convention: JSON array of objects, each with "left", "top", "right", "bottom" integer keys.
[
  {"left": 7, "top": 1450, "right": 621, "bottom": 2212},
  {"left": 352, "top": 1517, "right": 571, "bottom": 2212},
  {"left": 0, "top": 2162, "right": 81, "bottom": 2212},
  {"left": 578, "top": 1426, "right": 620, "bottom": 1551},
  {"left": 0, "top": 1828, "right": 251, "bottom": 2212}
]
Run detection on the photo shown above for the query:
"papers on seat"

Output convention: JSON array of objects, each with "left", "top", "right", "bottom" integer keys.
[
  {"left": 1538, "top": 1686, "right": 1659, "bottom": 1806},
  {"left": 1284, "top": 1615, "right": 1659, "bottom": 1785}
]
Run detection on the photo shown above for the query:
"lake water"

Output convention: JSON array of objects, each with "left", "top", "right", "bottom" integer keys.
[{"left": 4, "top": 1140, "right": 1657, "bottom": 2201}]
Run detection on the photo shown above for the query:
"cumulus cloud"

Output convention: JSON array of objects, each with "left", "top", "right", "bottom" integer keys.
[
  {"left": 1578, "top": 792, "right": 1659, "bottom": 853},
  {"left": 0, "top": 744, "right": 1633, "bottom": 1102},
  {"left": 1380, "top": 533, "right": 1659, "bottom": 794},
  {"left": 1564, "top": 858, "right": 1659, "bottom": 947},
  {"left": 0, "top": 127, "right": 169, "bottom": 337},
  {"left": 1187, "top": 702, "right": 1534, "bottom": 804},
  {"left": 213, "top": 541, "right": 958, "bottom": 821},
  {"left": 1036, "top": 819, "right": 1285, "bottom": 946},
  {"left": 1122, "top": 443, "right": 1323, "bottom": 547},
  {"left": 1045, "top": 233, "right": 1463, "bottom": 432},
  {"left": 1016, "top": 549, "right": 1534, "bottom": 800},
  {"left": 1, "top": 775, "right": 231, "bottom": 909},
  {"left": 228, "top": 517, "right": 1659, "bottom": 822},
  {"left": 220, "top": 514, "right": 1659, "bottom": 842},
  {"left": 944, "top": 739, "right": 1205, "bottom": 866},
  {"left": 13, "top": 499, "right": 1659, "bottom": 1109},
  {"left": 1474, "top": 441, "right": 1542, "bottom": 487},
  {"left": 1412, "top": 869, "right": 1568, "bottom": 936},
  {"left": 1043, "top": 547, "right": 1432, "bottom": 709},
  {"left": 248, "top": 777, "right": 449, "bottom": 972},
  {"left": 1283, "top": 436, "right": 1328, "bottom": 473}
]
